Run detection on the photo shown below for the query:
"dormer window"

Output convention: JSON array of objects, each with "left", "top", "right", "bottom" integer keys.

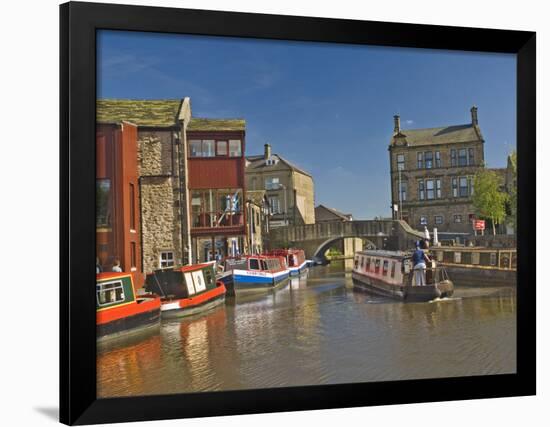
[{"left": 265, "top": 156, "right": 278, "bottom": 166}]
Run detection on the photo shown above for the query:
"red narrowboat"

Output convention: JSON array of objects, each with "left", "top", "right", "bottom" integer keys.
[{"left": 145, "top": 262, "right": 226, "bottom": 318}]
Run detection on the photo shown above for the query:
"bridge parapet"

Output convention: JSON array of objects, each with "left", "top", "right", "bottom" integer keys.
[{"left": 268, "top": 220, "right": 425, "bottom": 256}]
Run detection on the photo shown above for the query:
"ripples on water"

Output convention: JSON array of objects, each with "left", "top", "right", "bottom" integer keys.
[{"left": 97, "top": 262, "right": 516, "bottom": 398}]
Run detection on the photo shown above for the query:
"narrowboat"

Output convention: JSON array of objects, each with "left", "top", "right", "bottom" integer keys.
[
  {"left": 218, "top": 255, "right": 290, "bottom": 295},
  {"left": 96, "top": 272, "right": 161, "bottom": 341},
  {"left": 144, "top": 262, "right": 226, "bottom": 319},
  {"left": 432, "top": 246, "right": 516, "bottom": 287},
  {"left": 352, "top": 250, "right": 454, "bottom": 302},
  {"left": 266, "top": 249, "right": 308, "bottom": 276}
]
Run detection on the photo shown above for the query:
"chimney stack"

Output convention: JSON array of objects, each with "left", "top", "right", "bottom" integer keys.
[
  {"left": 393, "top": 115, "right": 401, "bottom": 134},
  {"left": 264, "top": 143, "right": 272, "bottom": 160},
  {"left": 470, "top": 106, "right": 478, "bottom": 125}
]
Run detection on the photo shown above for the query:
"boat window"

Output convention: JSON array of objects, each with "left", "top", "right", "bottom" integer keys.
[
  {"left": 499, "top": 252, "right": 511, "bottom": 269},
  {"left": 204, "top": 268, "right": 214, "bottom": 286},
  {"left": 360, "top": 257, "right": 364, "bottom": 268},
  {"left": 436, "top": 251, "right": 443, "bottom": 262},
  {"left": 374, "top": 259, "right": 381, "bottom": 273},
  {"left": 366, "top": 257, "right": 371, "bottom": 271},
  {"left": 97, "top": 280, "right": 125, "bottom": 306},
  {"left": 382, "top": 260, "right": 389, "bottom": 276},
  {"left": 453, "top": 252, "right": 462, "bottom": 263},
  {"left": 390, "top": 261, "right": 396, "bottom": 278},
  {"left": 511, "top": 252, "right": 517, "bottom": 269},
  {"left": 249, "top": 258, "right": 260, "bottom": 270},
  {"left": 490, "top": 252, "right": 497, "bottom": 266},
  {"left": 261, "top": 260, "right": 268, "bottom": 270},
  {"left": 471, "top": 252, "right": 480, "bottom": 265},
  {"left": 354, "top": 257, "right": 359, "bottom": 269}
]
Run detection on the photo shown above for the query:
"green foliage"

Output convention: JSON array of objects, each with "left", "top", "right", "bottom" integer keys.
[
  {"left": 508, "top": 151, "right": 517, "bottom": 230},
  {"left": 472, "top": 169, "right": 509, "bottom": 235}
]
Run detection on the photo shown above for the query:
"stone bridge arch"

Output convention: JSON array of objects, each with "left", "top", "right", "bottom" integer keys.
[{"left": 312, "top": 236, "right": 378, "bottom": 259}]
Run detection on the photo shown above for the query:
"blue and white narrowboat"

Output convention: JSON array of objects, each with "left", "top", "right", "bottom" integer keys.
[
  {"left": 266, "top": 249, "right": 308, "bottom": 276},
  {"left": 219, "top": 255, "right": 290, "bottom": 295}
]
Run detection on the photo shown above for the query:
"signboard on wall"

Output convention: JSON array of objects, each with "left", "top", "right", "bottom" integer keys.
[{"left": 473, "top": 219, "right": 485, "bottom": 231}]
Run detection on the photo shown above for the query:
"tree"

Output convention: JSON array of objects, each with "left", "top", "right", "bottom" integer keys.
[
  {"left": 507, "top": 151, "right": 517, "bottom": 231},
  {"left": 472, "top": 169, "right": 509, "bottom": 235}
]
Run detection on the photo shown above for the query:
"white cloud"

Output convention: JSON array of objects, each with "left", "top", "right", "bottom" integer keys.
[{"left": 405, "top": 119, "right": 414, "bottom": 125}]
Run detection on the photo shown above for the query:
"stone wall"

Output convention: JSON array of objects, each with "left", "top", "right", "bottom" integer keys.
[
  {"left": 292, "top": 171, "right": 315, "bottom": 225},
  {"left": 138, "top": 131, "right": 173, "bottom": 176},
  {"left": 140, "top": 176, "right": 182, "bottom": 273}
]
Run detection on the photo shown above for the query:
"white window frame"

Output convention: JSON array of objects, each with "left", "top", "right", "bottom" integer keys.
[
  {"left": 96, "top": 280, "right": 125, "bottom": 306},
  {"left": 159, "top": 250, "right": 175, "bottom": 268}
]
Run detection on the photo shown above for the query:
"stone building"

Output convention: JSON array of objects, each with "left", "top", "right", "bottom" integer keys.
[
  {"left": 245, "top": 190, "right": 270, "bottom": 254},
  {"left": 246, "top": 144, "right": 315, "bottom": 228},
  {"left": 388, "top": 106, "right": 485, "bottom": 233},
  {"left": 187, "top": 118, "right": 247, "bottom": 262},
  {"left": 97, "top": 98, "right": 193, "bottom": 273},
  {"left": 315, "top": 204, "right": 353, "bottom": 223}
]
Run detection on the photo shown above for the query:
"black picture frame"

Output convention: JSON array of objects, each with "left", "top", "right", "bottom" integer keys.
[{"left": 60, "top": 1, "right": 536, "bottom": 425}]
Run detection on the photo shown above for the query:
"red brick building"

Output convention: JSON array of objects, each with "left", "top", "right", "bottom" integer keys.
[
  {"left": 187, "top": 118, "right": 247, "bottom": 262},
  {"left": 96, "top": 121, "right": 142, "bottom": 284}
]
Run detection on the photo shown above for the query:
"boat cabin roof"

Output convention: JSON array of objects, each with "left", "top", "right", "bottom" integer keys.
[{"left": 356, "top": 250, "right": 411, "bottom": 260}]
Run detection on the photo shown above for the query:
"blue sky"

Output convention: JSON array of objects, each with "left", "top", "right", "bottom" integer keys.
[{"left": 97, "top": 30, "right": 516, "bottom": 219}]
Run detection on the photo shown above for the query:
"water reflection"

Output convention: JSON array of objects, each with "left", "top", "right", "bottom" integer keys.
[{"left": 97, "top": 264, "right": 516, "bottom": 398}]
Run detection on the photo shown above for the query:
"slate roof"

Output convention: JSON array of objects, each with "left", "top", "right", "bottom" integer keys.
[
  {"left": 393, "top": 124, "right": 483, "bottom": 147},
  {"left": 246, "top": 154, "right": 312, "bottom": 178},
  {"left": 188, "top": 118, "right": 246, "bottom": 131},
  {"left": 96, "top": 99, "right": 183, "bottom": 127},
  {"left": 315, "top": 204, "right": 353, "bottom": 222}
]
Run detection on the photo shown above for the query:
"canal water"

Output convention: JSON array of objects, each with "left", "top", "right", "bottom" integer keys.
[{"left": 97, "top": 261, "right": 516, "bottom": 398}]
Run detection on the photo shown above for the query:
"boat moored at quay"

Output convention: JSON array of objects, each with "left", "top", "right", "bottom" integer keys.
[
  {"left": 265, "top": 248, "right": 308, "bottom": 276},
  {"left": 352, "top": 250, "right": 454, "bottom": 302},
  {"left": 219, "top": 255, "right": 290, "bottom": 295},
  {"left": 96, "top": 272, "right": 162, "bottom": 342},
  {"left": 144, "top": 262, "right": 226, "bottom": 319},
  {"left": 432, "top": 246, "right": 517, "bottom": 287}
]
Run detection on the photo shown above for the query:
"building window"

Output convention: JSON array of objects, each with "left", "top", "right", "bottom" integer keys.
[
  {"left": 417, "top": 152, "right": 424, "bottom": 169},
  {"left": 436, "top": 179, "right": 442, "bottom": 198},
  {"left": 160, "top": 251, "right": 175, "bottom": 268},
  {"left": 399, "top": 181, "right": 407, "bottom": 202},
  {"left": 426, "top": 179, "right": 435, "bottom": 200},
  {"left": 453, "top": 214, "right": 462, "bottom": 223},
  {"left": 396, "top": 153, "right": 405, "bottom": 171},
  {"left": 217, "top": 140, "right": 228, "bottom": 156},
  {"left": 450, "top": 149, "right": 457, "bottom": 167},
  {"left": 420, "top": 216, "right": 428, "bottom": 225},
  {"left": 265, "top": 177, "right": 280, "bottom": 190},
  {"left": 425, "top": 151, "right": 433, "bottom": 169},
  {"left": 130, "top": 242, "right": 136, "bottom": 269},
  {"left": 129, "top": 183, "right": 136, "bottom": 231},
  {"left": 458, "top": 148, "right": 468, "bottom": 166},
  {"left": 191, "top": 189, "right": 243, "bottom": 227},
  {"left": 268, "top": 196, "right": 281, "bottom": 214},
  {"left": 434, "top": 215, "right": 443, "bottom": 224},
  {"left": 189, "top": 140, "right": 202, "bottom": 157},
  {"left": 459, "top": 177, "right": 468, "bottom": 197},
  {"left": 96, "top": 179, "right": 111, "bottom": 227},
  {"left": 229, "top": 140, "right": 242, "bottom": 157},
  {"left": 418, "top": 180, "right": 425, "bottom": 200},
  {"left": 435, "top": 151, "right": 441, "bottom": 168},
  {"left": 452, "top": 177, "right": 458, "bottom": 197},
  {"left": 468, "top": 176, "right": 474, "bottom": 195},
  {"left": 202, "top": 140, "right": 215, "bottom": 157},
  {"left": 468, "top": 147, "right": 475, "bottom": 165}
]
